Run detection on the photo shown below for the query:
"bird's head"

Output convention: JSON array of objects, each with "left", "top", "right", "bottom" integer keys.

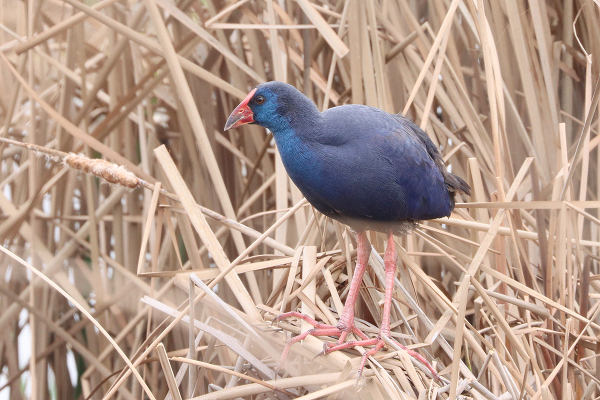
[{"left": 224, "top": 81, "right": 318, "bottom": 133}]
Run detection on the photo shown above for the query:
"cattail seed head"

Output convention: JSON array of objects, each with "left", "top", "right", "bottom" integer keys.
[{"left": 64, "top": 154, "right": 140, "bottom": 189}]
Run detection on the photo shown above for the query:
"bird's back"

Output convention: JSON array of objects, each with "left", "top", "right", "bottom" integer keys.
[{"left": 279, "top": 105, "right": 469, "bottom": 233}]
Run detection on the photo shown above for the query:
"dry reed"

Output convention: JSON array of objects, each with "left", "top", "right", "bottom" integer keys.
[{"left": 0, "top": 0, "right": 598, "bottom": 399}]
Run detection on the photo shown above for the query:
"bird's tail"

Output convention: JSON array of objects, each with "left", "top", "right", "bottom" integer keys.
[{"left": 445, "top": 172, "right": 471, "bottom": 197}]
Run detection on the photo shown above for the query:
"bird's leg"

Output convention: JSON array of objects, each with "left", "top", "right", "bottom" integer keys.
[
  {"left": 359, "top": 231, "right": 439, "bottom": 379},
  {"left": 380, "top": 230, "right": 397, "bottom": 338},
  {"left": 333, "top": 229, "right": 372, "bottom": 342},
  {"left": 275, "top": 231, "right": 439, "bottom": 380},
  {"left": 274, "top": 231, "right": 371, "bottom": 369},
  {"left": 321, "top": 231, "right": 439, "bottom": 380},
  {"left": 319, "top": 231, "right": 397, "bottom": 375}
]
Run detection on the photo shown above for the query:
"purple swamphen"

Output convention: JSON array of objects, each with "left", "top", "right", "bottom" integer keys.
[{"left": 225, "top": 81, "right": 471, "bottom": 379}]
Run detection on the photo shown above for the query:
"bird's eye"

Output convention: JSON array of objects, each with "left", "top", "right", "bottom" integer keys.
[{"left": 255, "top": 95, "right": 265, "bottom": 104}]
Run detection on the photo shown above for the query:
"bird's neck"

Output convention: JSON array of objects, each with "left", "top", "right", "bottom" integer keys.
[
  {"left": 269, "top": 106, "right": 324, "bottom": 185},
  {"left": 273, "top": 124, "right": 324, "bottom": 197}
]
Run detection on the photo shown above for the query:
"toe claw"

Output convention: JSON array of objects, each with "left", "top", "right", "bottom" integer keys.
[{"left": 312, "top": 349, "right": 326, "bottom": 361}]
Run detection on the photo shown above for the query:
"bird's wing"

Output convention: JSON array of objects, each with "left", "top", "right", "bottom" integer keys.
[
  {"left": 306, "top": 123, "right": 455, "bottom": 221},
  {"left": 393, "top": 114, "right": 471, "bottom": 196}
]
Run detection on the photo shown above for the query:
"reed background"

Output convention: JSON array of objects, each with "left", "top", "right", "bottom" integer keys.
[{"left": 0, "top": 0, "right": 598, "bottom": 399}]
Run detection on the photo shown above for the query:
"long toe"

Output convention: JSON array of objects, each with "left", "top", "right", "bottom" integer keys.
[
  {"left": 323, "top": 338, "right": 379, "bottom": 354},
  {"left": 275, "top": 311, "right": 322, "bottom": 327},
  {"left": 351, "top": 335, "right": 440, "bottom": 381},
  {"left": 275, "top": 314, "right": 439, "bottom": 381},
  {"left": 275, "top": 312, "right": 370, "bottom": 371},
  {"left": 357, "top": 340, "right": 387, "bottom": 377},
  {"left": 385, "top": 336, "right": 440, "bottom": 381}
]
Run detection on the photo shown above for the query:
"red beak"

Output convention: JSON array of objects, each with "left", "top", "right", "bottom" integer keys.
[{"left": 224, "top": 88, "right": 257, "bottom": 130}]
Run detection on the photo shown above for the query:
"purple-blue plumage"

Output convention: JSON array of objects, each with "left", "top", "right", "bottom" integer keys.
[{"left": 225, "top": 81, "right": 470, "bottom": 233}]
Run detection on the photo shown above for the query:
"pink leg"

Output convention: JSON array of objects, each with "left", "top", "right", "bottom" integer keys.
[
  {"left": 275, "top": 231, "right": 439, "bottom": 380},
  {"left": 275, "top": 231, "right": 371, "bottom": 367},
  {"left": 336, "top": 230, "right": 371, "bottom": 336},
  {"left": 360, "top": 232, "right": 439, "bottom": 380},
  {"left": 380, "top": 230, "right": 397, "bottom": 337}
]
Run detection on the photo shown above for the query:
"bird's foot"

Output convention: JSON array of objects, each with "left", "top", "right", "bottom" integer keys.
[
  {"left": 274, "top": 312, "right": 440, "bottom": 381},
  {"left": 343, "top": 333, "right": 441, "bottom": 382},
  {"left": 274, "top": 311, "right": 369, "bottom": 372}
]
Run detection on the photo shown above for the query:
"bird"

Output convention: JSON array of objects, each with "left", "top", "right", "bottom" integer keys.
[{"left": 225, "top": 81, "right": 470, "bottom": 379}]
